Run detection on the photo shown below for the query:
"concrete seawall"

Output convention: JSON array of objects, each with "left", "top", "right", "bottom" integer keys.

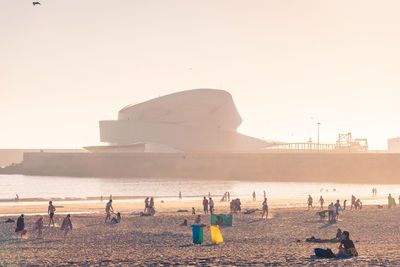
[{"left": 12, "top": 152, "right": 400, "bottom": 184}]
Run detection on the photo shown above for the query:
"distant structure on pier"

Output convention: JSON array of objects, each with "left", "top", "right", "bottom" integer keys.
[
  {"left": 86, "top": 89, "right": 278, "bottom": 153},
  {"left": 266, "top": 132, "right": 368, "bottom": 153}
]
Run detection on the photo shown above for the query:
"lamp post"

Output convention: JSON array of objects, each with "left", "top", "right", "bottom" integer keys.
[{"left": 317, "top": 122, "right": 321, "bottom": 145}]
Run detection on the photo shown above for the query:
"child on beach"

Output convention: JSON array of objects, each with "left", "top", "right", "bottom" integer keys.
[
  {"left": 48, "top": 201, "right": 56, "bottom": 227},
  {"left": 105, "top": 199, "right": 114, "bottom": 223},
  {"left": 35, "top": 216, "right": 44, "bottom": 239},
  {"left": 192, "top": 207, "right": 196, "bottom": 215},
  {"left": 61, "top": 214, "right": 72, "bottom": 242}
]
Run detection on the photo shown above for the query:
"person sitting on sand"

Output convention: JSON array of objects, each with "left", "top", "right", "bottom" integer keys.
[
  {"left": 180, "top": 219, "right": 188, "bottom": 226},
  {"left": 336, "top": 228, "right": 342, "bottom": 242},
  {"left": 261, "top": 198, "right": 268, "bottom": 219},
  {"left": 110, "top": 212, "right": 121, "bottom": 224},
  {"left": 15, "top": 214, "right": 25, "bottom": 238},
  {"left": 61, "top": 214, "right": 72, "bottom": 242},
  {"left": 105, "top": 199, "right": 114, "bottom": 223},
  {"left": 337, "top": 231, "right": 358, "bottom": 257},
  {"left": 48, "top": 201, "right": 56, "bottom": 227},
  {"left": 194, "top": 215, "right": 201, "bottom": 224},
  {"left": 35, "top": 216, "right": 44, "bottom": 239}
]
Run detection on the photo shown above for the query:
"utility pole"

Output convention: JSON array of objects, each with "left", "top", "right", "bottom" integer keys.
[{"left": 317, "top": 122, "right": 321, "bottom": 145}]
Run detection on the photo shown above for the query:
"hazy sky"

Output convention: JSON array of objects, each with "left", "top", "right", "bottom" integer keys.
[{"left": 1, "top": 0, "right": 400, "bottom": 149}]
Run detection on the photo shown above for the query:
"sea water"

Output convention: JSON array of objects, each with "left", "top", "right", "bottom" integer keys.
[{"left": 0, "top": 175, "right": 398, "bottom": 207}]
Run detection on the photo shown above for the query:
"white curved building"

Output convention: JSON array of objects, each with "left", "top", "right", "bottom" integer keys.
[{"left": 97, "top": 89, "right": 273, "bottom": 152}]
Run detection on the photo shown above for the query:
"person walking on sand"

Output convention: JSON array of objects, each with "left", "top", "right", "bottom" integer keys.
[
  {"left": 35, "top": 216, "right": 43, "bottom": 239},
  {"left": 307, "top": 195, "right": 313, "bottom": 210},
  {"left": 203, "top": 197, "right": 209, "bottom": 214},
  {"left": 209, "top": 197, "right": 214, "bottom": 214},
  {"left": 48, "top": 201, "right": 56, "bottom": 227},
  {"left": 328, "top": 202, "right": 335, "bottom": 223},
  {"left": 252, "top": 191, "right": 256, "bottom": 201},
  {"left": 150, "top": 197, "right": 154, "bottom": 210},
  {"left": 388, "top": 194, "right": 393, "bottom": 208},
  {"left": 351, "top": 195, "right": 356, "bottom": 210},
  {"left": 227, "top": 192, "right": 230, "bottom": 201},
  {"left": 261, "top": 198, "right": 268, "bottom": 219},
  {"left": 15, "top": 214, "right": 25, "bottom": 238},
  {"left": 343, "top": 200, "right": 347, "bottom": 210},
  {"left": 319, "top": 196, "right": 325, "bottom": 210},
  {"left": 61, "top": 214, "right": 72, "bottom": 242},
  {"left": 334, "top": 200, "right": 341, "bottom": 221},
  {"left": 105, "top": 199, "right": 114, "bottom": 223},
  {"left": 179, "top": 191, "right": 182, "bottom": 200}
]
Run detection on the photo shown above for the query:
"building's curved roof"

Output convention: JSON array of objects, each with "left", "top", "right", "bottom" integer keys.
[{"left": 118, "top": 89, "right": 242, "bottom": 130}]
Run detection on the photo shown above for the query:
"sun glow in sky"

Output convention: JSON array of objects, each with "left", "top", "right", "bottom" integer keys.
[{"left": 1, "top": 0, "right": 400, "bottom": 149}]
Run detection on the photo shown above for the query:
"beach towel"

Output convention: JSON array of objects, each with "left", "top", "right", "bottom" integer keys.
[
  {"left": 210, "top": 225, "right": 223, "bottom": 244},
  {"left": 191, "top": 225, "right": 204, "bottom": 244},
  {"left": 211, "top": 214, "right": 232, "bottom": 226}
]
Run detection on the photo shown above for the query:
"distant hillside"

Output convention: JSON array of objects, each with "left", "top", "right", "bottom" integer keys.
[{"left": 0, "top": 149, "right": 85, "bottom": 167}]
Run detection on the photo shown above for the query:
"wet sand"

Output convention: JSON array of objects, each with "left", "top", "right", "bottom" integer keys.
[{"left": 1, "top": 202, "right": 400, "bottom": 265}]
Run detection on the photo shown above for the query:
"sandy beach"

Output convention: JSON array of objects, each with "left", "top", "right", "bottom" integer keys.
[{"left": 1, "top": 200, "right": 400, "bottom": 266}]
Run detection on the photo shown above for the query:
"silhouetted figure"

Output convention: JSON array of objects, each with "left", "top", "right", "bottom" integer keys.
[
  {"left": 261, "top": 198, "right": 268, "bottom": 219},
  {"left": 307, "top": 195, "right": 313, "bottom": 210},
  {"left": 48, "top": 201, "right": 56, "bottom": 227},
  {"left": 252, "top": 191, "right": 256, "bottom": 201},
  {"left": 319, "top": 196, "right": 324, "bottom": 210},
  {"left": 351, "top": 195, "right": 356, "bottom": 210},
  {"left": 15, "top": 214, "right": 25, "bottom": 238}
]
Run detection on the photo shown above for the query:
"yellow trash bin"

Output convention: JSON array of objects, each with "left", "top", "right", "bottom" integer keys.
[{"left": 210, "top": 225, "right": 223, "bottom": 244}]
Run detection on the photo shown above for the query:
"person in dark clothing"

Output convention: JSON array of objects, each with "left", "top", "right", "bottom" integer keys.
[
  {"left": 15, "top": 214, "right": 25, "bottom": 238},
  {"left": 338, "top": 231, "right": 358, "bottom": 256}
]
